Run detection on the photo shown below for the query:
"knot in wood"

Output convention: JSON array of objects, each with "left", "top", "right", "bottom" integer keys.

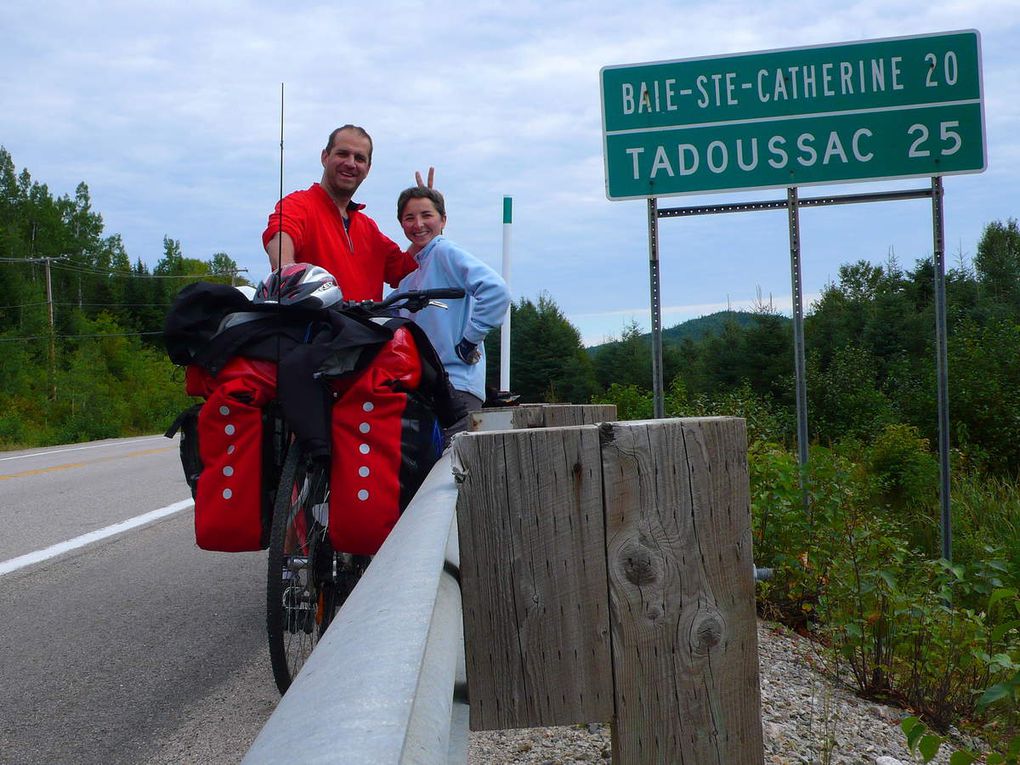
[
  {"left": 619, "top": 540, "right": 658, "bottom": 586},
  {"left": 692, "top": 613, "right": 723, "bottom": 655},
  {"left": 598, "top": 422, "right": 616, "bottom": 443}
]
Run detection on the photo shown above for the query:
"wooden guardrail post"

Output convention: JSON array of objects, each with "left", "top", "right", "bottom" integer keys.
[
  {"left": 469, "top": 403, "right": 617, "bottom": 431},
  {"left": 453, "top": 416, "right": 763, "bottom": 765}
]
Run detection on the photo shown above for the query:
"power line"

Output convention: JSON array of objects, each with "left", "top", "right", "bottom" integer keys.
[
  {"left": 0, "top": 301, "right": 172, "bottom": 310},
  {"left": 0, "top": 257, "right": 245, "bottom": 281},
  {"left": 0, "top": 330, "right": 164, "bottom": 343},
  {"left": 53, "top": 262, "right": 235, "bottom": 280},
  {"left": 0, "top": 301, "right": 50, "bottom": 309}
]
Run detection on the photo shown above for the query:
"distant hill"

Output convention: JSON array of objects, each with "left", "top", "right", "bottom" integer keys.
[
  {"left": 588, "top": 310, "right": 784, "bottom": 353},
  {"left": 662, "top": 310, "right": 762, "bottom": 343}
]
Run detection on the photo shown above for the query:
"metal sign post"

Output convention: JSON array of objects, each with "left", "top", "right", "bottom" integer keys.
[
  {"left": 647, "top": 198, "right": 664, "bottom": 418},
  {"left": 931, "top": 176, "right": 952, "bottom": 560},
  {"left": 787, "top": 188, "right": 810, "bottom": 511}
]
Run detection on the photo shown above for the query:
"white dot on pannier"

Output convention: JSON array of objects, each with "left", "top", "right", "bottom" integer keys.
[
  {"left": 362, "top": 402, "right": 374, "bottom": 412},
  {"left": 219, "top": 405, "right": 230, "bottom": 416},
  {"left": 359, "top": 422, "right": 370, "bottom": 433},
  {"left": 225, "top": 424, "right": 235, "bottom": 435},
  {"left": 223, "top": 466, "right": 234, "bottom": 476},
  {"left": 227, "top": 444, "right": 236, "bottom": 454},
  {"left": 223, "top": 488, "right": 233, "bottom": 499},
  {"left": 357, "top": 489, "right": 369, "bottom": 501},
  {"left": 359, "top": 444, "right": 370, "bottom": 454},
  {"left": 358, "top": 466, "right": 370, "bottom": 478}
]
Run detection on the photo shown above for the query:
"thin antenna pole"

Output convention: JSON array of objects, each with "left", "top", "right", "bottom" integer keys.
[{"left": 276, "top": 83, "right": 284, "bottom": 299}]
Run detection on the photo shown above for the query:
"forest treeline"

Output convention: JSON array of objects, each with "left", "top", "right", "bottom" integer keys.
[
  {"left": 0, "top": 146, "right": 241, "bottom": 445},
  {"left": 488, "top": 216, "right": 1020, "bottom": 477}
]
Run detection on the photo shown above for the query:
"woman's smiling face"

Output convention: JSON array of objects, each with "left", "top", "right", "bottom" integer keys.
[{"left": 400, "top": 197, "right": 446, "bottom": 249}]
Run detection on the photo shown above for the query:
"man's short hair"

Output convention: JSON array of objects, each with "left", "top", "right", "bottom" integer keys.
[
  {"left": 397, "top": 186, "right": 447, "bottom": 220},
  {"left": 324, "top": 125, "right": 373, "bottom": 163}
]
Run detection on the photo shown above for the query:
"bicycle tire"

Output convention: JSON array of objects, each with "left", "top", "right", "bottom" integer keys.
[{"left": 266, "top": 443, "right": 341, "bottom": 694}]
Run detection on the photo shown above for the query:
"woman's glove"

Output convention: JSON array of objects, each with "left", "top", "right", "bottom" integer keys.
[{"left": 455, "top": 338, "right": 481, "bottom": 364}]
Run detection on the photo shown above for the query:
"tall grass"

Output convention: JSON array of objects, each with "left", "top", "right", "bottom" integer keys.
[{"left": 952, "top": 471, "right": 1020, "bottom": 586}]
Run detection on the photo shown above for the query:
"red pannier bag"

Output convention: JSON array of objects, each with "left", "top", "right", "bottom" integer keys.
[
  {"left": 327, "top": 325, "right": 442, "bottom": 555},
  {"left": 185, "top": 357, "right": 278, "bottom": 552}
]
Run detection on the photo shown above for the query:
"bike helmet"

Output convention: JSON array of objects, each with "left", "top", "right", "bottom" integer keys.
[{"left": 253, "top": 263, "right": 343, "bottom": 308}]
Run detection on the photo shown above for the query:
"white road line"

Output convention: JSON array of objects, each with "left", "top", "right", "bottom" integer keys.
[
  {"left": 0, "top": 436, "right": 169, "bottom": 463},
  {"left": 0, "top": 499, "right": 194, "bottom": 577}
]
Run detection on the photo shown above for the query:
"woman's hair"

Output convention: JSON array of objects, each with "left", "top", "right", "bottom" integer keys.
[{"left": 397, "top": 186, "right": 447, "bottom": 220}]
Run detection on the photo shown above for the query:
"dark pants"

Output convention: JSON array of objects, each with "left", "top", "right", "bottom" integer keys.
[{"left": 444, "top": 390, "right": 483, "bottom": 441}]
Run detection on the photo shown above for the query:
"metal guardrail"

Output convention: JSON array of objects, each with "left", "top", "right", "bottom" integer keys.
[
  {"left": 243, "top": 407, "right": 764, "bottom": 762},
  {"left": 243, "top": 451, "right": 467, "bottom": 765}
]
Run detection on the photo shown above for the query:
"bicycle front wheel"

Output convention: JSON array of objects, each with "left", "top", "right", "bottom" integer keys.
[{"left": 265, "top": 444, "right": 340, "bottom": 694}]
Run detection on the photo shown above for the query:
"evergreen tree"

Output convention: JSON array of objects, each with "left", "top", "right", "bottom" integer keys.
[
  {"left": 593, "top": 320, "right": 651, "bottom": 390},
  {"left": 974, "top": 218, "right": 1020, "bottom": 313},
  {"left": 491, "top": 294, "right": 596, "bottom": 403}
]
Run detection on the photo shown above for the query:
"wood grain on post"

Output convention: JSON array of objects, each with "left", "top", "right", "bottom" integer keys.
[
  {"left": 600, "top": 417, "right": 763, "bottom": 765},
  {"left": 510, "top": 404, "right": 549, "bottom": 429},
  {"left": 453, "top": 426, "right": 613, "bottom": 731},
  {"left": 508, "top": 404, "right": 618, "bottom": 429},
  {"left": 543, "top": 404, "right": 618, "bottom": 428}
]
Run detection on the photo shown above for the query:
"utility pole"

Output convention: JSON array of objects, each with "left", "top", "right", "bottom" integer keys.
[
  {"left": 22, "top": 254, "right": 68, "bottom": 399},
  {"left": 44, "top": 256, "right": 60, "bottom": 399}
]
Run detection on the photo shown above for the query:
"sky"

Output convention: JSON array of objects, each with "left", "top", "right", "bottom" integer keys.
[{"left": 2, "top": 0, "right": 1018, "bottom": 347}]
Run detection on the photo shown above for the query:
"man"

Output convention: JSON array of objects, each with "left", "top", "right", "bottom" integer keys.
[{"left": 262, "top": 125, "right": 416, "bottom": 301}]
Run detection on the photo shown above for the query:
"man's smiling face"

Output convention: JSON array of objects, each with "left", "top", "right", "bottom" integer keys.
[{"left": 320, "top": 129, "right": 372, "bottom": 203}]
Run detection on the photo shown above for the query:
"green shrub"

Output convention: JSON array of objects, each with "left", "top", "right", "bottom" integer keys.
[
  {"left": 748, "top": 441, "right": 815, "bottom": 624},
  {"left": 591, "top": 382, "right": 653, "bottom": 421},
  {"left": 670, "top": 381, "right": 793, "bottom": 446},
  {"left": 887, "top": 557, "right": 1019, "bottom": 729},
  {"left": 751, "top": 436, "right": 1020, "bottom": 739},
  {"left": 813, "top": 484, "right": 916, "bottom": 698},
  {"left": 951, "top": 473, "right": 1020, "bottom": 591},
  {"left": 866, "top": 423, "right": 939, "bottom": 509}
]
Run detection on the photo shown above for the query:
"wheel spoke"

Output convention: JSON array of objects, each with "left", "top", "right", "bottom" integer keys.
[{"left": 267, "top": 446, "right": 361, "bottom": 694}]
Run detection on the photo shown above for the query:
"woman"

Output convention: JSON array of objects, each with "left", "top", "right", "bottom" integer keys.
[{"left": 395, "top": 186, "right": 511, "bottom": 438}]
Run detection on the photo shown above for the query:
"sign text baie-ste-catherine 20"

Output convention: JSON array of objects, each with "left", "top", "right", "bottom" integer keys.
[{"left": 600, "top": 30, "right": 985, "bottom": 200}]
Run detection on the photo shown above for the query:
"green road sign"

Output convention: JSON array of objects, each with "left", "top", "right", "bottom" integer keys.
[{"left": 600, "top": 30, "right": 985, "bottom": 199}]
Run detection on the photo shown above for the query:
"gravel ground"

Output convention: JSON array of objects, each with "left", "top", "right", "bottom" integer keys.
[{"left": 467, "top": 620, "right": 981, "bottom": 764}]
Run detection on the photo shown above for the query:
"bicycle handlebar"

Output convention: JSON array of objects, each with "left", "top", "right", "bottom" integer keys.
[
  {"left": 341, "top": 287, "right": 466, "bottom": 315},
  {"left": 406, "top": 288, "right": 466, "bottom": 301}
]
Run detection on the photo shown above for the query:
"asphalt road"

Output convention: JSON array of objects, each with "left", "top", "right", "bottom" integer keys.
[{"left": 0, "top": 436, "right": 280, "bottom": 764}]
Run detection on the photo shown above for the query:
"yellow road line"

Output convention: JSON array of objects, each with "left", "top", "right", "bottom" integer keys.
[
  {"left": 0, "top": 446, "right": 176, "bottom": 481},
  {"left": 0, "top": 462, "right": 86, "bottom": 480}
]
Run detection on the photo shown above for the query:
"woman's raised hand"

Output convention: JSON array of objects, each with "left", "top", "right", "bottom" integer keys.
[{"left": 414, "top": 167, "right": 435, "bottom": 188}]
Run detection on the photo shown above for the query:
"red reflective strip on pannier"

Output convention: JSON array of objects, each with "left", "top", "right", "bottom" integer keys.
[{"left": 328, "top": 327, "right": 422, "bottom": 555}]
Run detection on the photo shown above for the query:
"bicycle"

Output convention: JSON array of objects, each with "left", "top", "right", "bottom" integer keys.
[{"left": 265, "top": 286, "right": 464, "bottom": 694}]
